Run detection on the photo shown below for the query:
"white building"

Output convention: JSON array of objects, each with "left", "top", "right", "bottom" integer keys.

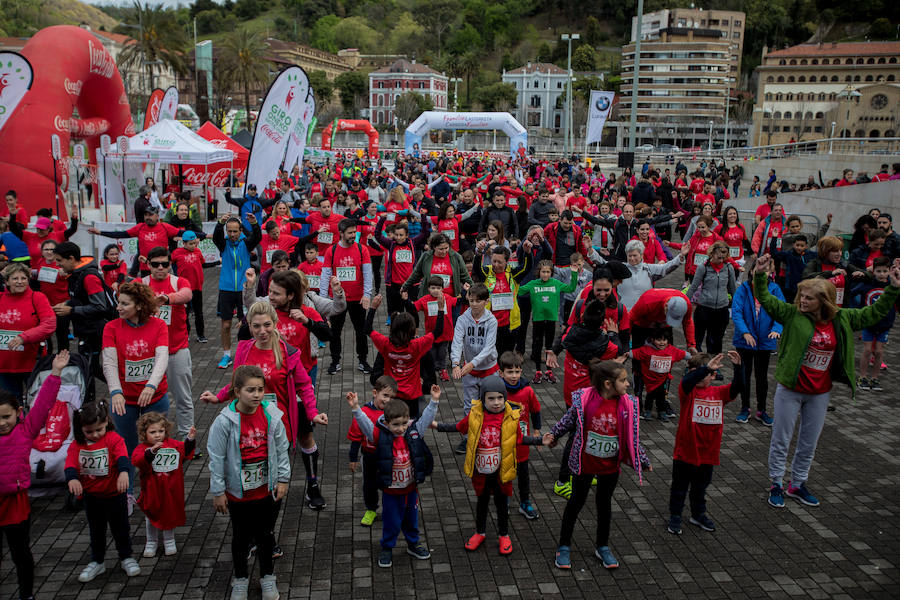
[
  {"left": 368, "top": 59, "right": 448, "bottom": 127},
  {"left": 502, "top": 62, "right": 569, "bottom": 132}
]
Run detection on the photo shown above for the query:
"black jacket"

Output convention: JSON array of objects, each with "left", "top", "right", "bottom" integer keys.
[
  {"left": 375, "top": 418, "right": 433, "bottom": 489},
  {"left": 479, "top": 205, "right": 518, "bottom": 238},
  {"left": 66, "top": 259, "right": 114, "bottom": 339}
]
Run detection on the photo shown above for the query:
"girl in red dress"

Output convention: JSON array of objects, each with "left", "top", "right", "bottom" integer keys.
[{"left": 131, "top": 413, "right": 195, "bottom": 558}]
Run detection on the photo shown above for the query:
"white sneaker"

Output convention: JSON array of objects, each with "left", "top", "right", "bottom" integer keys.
[
  {"left": 230, "top": 577, "right": 250, "bottom": 600},
  {"left": 121, "top": 557, "right": 141, "bottom": 576},
  {"left": 260, "top": 574, "right": 280, "bottom": 600},
  {"left": 77, "top": 561, "right": 106, "bottom": 582},
  {"left": 127, "top": 493, "right": 136, "bottom": 516},
  {"left": 163, "top": 538, "right": 177, "bottom": 556},
  {"left": 143, "top": 541, "right": 158, "bottom": 558}
]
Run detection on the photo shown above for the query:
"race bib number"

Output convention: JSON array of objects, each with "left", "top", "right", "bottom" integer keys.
[
  {"left": 440, "top": 229, "right": 455, "bottom": 240},
  {"left": 266, "top": 249, "right": 276, "bottom": 264},
  {"left": 303, "top": 274, "right": 319, "bottom": 290},
  {"left": 585, "top": 432, "right": 618, "bottom": 459},
  {"left": 316, "top": 232, "right": 333, "bottom": 244},
  {"left": 336, "top": 266, "right": 357, "bottom": 282},
  {"left": 157, "top": 304, "right": 172, "bottom": 325},
  {"left": 694, "top": 253, "right": 709, "bottom": 267},
  {"left": 426, "top": 301, "right": 440, "bottom": 317},
  {"left": 434, "top": 273, "right": 451, "bottom": 288},
  {"left": 490, "top": 292, "right": 514, "bottom": 311},
  {"left": 152, "top": 447, "right": 179, "bottom": 473},
  {"left": 263, "top": 393, "right": 277, "bottom": 404},
  {"left": 386, "top": 213, "right": 397, "bottom": 222},
  {"left": 125, "top": 358, "right": 154, "bottom": 383},
  {"left": 729, "top": 246, "right": 740, "bottom": 258},
  {"left": 802, "top": 348, "right": 833, "bottom": 372},
  {"left": 38, "top": 266, "right": 59, "bottom": 283},
  {"left": 475, "top": 447, "right": 500, "bottom": 474},
  {"left": 508, "top": 197, "right": 518, "bottom": 207},
  {"left": 649, "top": 355, "right": 672, "bottom": 374},
  {"left": 692, "top": 398, "right": 723, "bottom": 425},
  {"left": 835, "top": 288, "right": 844, "bottom": 305},
  {"left": 0, "top": 330, "right": 23, "bottom": 351},
  {"left": 241, "top": 460, "right": 268, "bottom": 491},
  {"left": 395, "top": 249, "right": 413, "bottom": 263},
  {"left": 390, "top": 460, "right": 413, "bottom": 489},
  {"left": 79, "top": 448, "right": 109, "bottom": 477},
  {"left": 508, "top": 259, "right": 519, "bottom": 269}
]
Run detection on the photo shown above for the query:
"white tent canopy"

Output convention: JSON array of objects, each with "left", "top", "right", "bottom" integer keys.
[{"left": 103, "top": 119, "right": 234, "bottom": 164}]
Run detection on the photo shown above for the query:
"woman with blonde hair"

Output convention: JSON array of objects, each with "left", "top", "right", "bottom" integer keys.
[{"left": 752, "top": 255, "right": 900, "bottom": 509}]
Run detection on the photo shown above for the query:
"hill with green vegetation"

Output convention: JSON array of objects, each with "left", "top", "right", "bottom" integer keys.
[{"left": 0, "top": 0, "right": 117, "bottom": 38}]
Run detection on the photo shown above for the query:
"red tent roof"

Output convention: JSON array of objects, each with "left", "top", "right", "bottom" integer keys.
[
  {"left": 181, "top": 121, "right": 249, "bottom": 187},
  {"left": 196, "top": 121, "right": 249, "bottom": 162}
]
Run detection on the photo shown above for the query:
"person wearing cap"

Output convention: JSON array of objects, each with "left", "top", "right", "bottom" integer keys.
[
  {"left": 88, "top": 206, "right": 184, "bottom": 276},
  {"left": 629, "top": 288, "right": 698, "bottom": 356},
  {"left": 172, "top": 230, "right": 213, "bottom": 343},
  {"left": 8, "top": 208, "right": 78, "bottom": 263}
]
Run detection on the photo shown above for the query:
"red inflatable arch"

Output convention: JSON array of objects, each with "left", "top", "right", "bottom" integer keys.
[
  {"left": 321, "top": 119, "right": 379, "bottom": 157},
  {"left": 0, "top": 25, "right": 134, "bottom": 219}
]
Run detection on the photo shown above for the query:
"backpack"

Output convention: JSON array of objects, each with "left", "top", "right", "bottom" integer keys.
[{"left": 70, "top": 267, "right": 117, "bottom": 322}]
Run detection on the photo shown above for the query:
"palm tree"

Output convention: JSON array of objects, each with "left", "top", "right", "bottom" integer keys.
[
  {"left": 115, "top": 1, "right": 188, "bottom": 97},
  {"left": 220, "top": 28, "right": 269, "bottom": 131},
  {"left": 460, "top": 52, "right": 480, "bottom": 107}
]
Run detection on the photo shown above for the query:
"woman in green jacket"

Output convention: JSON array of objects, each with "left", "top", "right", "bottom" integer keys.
[
  {"left": 752, "top": 254, "right": 900, "bottom": 510},
  {"left": 401, "top": 233, "right": 474, "bottom": 302}
]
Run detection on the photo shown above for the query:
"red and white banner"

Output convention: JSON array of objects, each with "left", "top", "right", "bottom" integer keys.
[
  {"left": 143, "top": 88, "right": 165, "bottom": 131},
  {"left": 159, "top": 86, "right": 178, "bottom": 121}
]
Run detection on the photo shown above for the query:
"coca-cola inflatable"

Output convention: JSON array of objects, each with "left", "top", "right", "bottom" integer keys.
[{"left": 0, "top": 26, "right": 134, "bottom": 219}]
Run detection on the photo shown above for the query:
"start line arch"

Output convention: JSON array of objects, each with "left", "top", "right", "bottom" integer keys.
[
  {"left": 322, "top": 119, "right": 379, "bottom": 156},
  {"left": 405, "top": 111, "right": 527, "bottom": 158}
]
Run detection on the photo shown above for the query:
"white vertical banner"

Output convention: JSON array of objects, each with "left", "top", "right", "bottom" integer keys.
[
  {"left": 245, "top": 66, "right": 309, "bottom": 191},
  {"left": 586, "top": 91, "right": 615, "bottom": 146},
  {"left": 283, "top": 92, "right": 316, "bottom": 171},
  {"left": 159, "top": 86, "right": 179, "bottom": 121}
]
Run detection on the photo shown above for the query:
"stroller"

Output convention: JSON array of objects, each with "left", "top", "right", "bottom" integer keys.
[{"left": 24, "top": 352, "right": 93, "bottom": 503}]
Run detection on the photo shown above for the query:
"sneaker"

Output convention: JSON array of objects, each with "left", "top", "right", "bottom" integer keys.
[
  {"left": 317, "top": 341, "right": 326, "bottom": 348},
  {"left": 127, "top": 492, "right": 136, "bottom": 516},
  {"left": 305, "top": 480, "right": 326, "bottom": 510},
  {"left": 553, "top": 478, "right": 572, "bottom": 500},
  {"left": 595, "top": 546, "right": 619, "bottom": 569},
  {"left": 407, "top": 542, "right": 431, "bottom": 560},
  {"left": 667, "top": 515, "right": 683, "bottom": 535},
  {"left": 230, "top": 577, "right": 250, "bottom": 600},
  {"left": 666, "top": 407, "right": 678, "bottom": 418},
  {"left": 870, "top": 378, "right": 883, "bottom": 391},
  {"left": 360, "top": 510, "right": 377, "bottom": 527},
  {"left": 121, "top": 557, "right": 141, "bottom": 577},
  {"left": 143, "top": 540, "right": 158, "bottom": 558},
  {"left": 439, "top": 369, "right": 450, "bottom": 382},
  {"left": 327, "top": 362, "right": 341, "bottom": 375},
  {"left": 755, "top": 411, "right": 774, "bottom": 426},
  {"left": 735, "top": 409, "right": 750, "bottom": 423},
  {"left": 455, "top": 438, "right": 468, "bottom": 455},
  {"left": 358, "top": 360, "right": 372, "bottom": 374},
  {"left": 592, "top": 476, "right": 597, "bottom": 486},
  {"left": 271, "top": 544, "right": 283, "bottom": 559},
  {"left": 881, "top": 361, "right": 887, "bottom": 371},
  {"left": 544, "top": 369, "right": 558, "bottom": 384},
  {"left": 689, "top": 514, "right": 716, "bottom": 532},
  {"left": 658, "top": 412, "right": 669, "bottom": 423},
  {"left": 197, "top": 336, "right": 208, "bottom": 343},
  {"left": 465, "top": 533, "right": 486, "bottom": 551},
  {"left": 768, "top": 483, "right": 786, "bottom": 508},
  {"left": 554, "top": 545, "right": 572, "bottom": 569},
  {"left": 164, "top": 538, "right": 177, "bottom": 556},
  {"left": 77, "top": 561, "right": 106, "bottom": 582},
  {"left": 531, "top": 371, "right": 543, "bottom": 384},
  {"left": 858, "top": 377, "right": 871, "bottom": 391},
  {"left": 787, "top": 482, "right": 820, "bottom": 507},
  {"left": 260, "top": 574, "right": 280, "bottom": 600},
  {"left": 377, "top": 549, "right": 392, "bottom": 568},
  {"left": 641, "top": 410, "right": 653, "bottom": 421},
  {"left": 518, "top": 500, "right": 539, "bottom": 520},
  {"left": 217, "top": 355, "right": 232, "bottom": 369},
  {"left": 498, "top": 535, "right": 513, "bottom": 555}
]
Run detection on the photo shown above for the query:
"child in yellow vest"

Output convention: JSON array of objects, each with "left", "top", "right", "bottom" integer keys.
[{"left": 431, "top": 376, "right": 545, "bottom": 554}]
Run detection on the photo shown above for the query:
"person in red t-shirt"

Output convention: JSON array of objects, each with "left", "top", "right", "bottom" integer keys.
[
  {"left": 406, "top": 276, "right": 457, "bottom": 382},
  {"left": 260, "top": 221, "right": 300, "bottom": 272},
  {"left": 171, "top": 231, "right": 212, "bottom": 342},
  {"left": 1, "top": 191, "right": 29, "bottom": 227},
  {"left": 296, "top": 196, "right": 344, "bottom": 258},
  {"left": 629, "top": 329, "right": 689, "bottom": 421},
  {"left": 101, "top": 244, "right": 129, "bottom": 293},
  {"left": 88, "top": 206, "right": 183, "bottom": 276},
  {"left": 666, "top": 352, "right": 741, "bottom": 535},
  {"left": 298, "top": 243, "right": 325, "bottom": 292},
  {"left": 65, "top": 401, "right": 139, "bottom": 581}
]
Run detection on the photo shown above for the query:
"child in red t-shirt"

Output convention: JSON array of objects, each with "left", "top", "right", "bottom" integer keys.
[
  {"left": 298, "top": 243, "right": 325, "bottom": 292},
  {"left": 131, "top": 413, "right": 196, "bottom": 558},
  {"left": 629, "top": 328, "right": 689, "bottom": 421},
  {"left": 65, "top": 401, "right": 139, "bottom": 582},
  {"left": 667, "top": 351, "right": 742, "bottom": 535},
  {"left": 100, "top": 244, "right": 128, "bottom": 293},
  {"left": 407, "top": 276, "right": 458, "bottom": 382},
  {"left": 347, "top": 375, "right": 397, "bottom": 527}
]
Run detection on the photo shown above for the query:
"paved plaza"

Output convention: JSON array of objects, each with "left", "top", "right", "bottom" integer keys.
[{"left": 2, "top": 271, "right": 899, "bottom": 600}]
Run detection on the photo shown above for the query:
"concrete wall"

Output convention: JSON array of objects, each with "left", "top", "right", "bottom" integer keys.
[{"left": 737, "top": 154, "right": 900, "bottom": 191}]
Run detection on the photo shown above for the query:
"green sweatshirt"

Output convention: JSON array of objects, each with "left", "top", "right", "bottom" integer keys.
[{"left": 517, "top": 270, "right": 577, "bottom": 322}]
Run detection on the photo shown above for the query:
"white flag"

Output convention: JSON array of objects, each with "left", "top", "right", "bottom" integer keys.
[
  {"left": 159, "top": 86, "right": 179, "bottom": 121},
  {"left": 283, "top": 92, "right": 315, "bottom": 171},
  {"left": 586, "top": 91, "right": 615, "bottom": 145}
]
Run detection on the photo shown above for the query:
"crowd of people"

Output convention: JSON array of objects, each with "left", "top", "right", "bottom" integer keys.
[{"left": 0, "top": 151, "right": 898, "bottom": 600}]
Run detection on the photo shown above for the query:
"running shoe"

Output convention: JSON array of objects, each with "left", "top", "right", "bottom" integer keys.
[
  {"left": 498, "top": 535, "right": 513, "bottom": 555},
  {"left": 327, "top": 362, "right": 341, "bottom": 375},
  {"left": 260, "top": 574, "right": 280, "bottom": 600},
  {"left": 455, "top": 438, "right": 467, "bottom": 454},
  {"left": 78, "top": 561, "right": 105, "bottom": 582},
  {"left": 121, "top": 558, "right": 141, "bottom": 576},
  {"left": 881, "top": 362, "right": 887, "bottom": 371},
  {"left": 858, "top": 377, "right": 871, "bottom": 391},
  {"left": 143, "top": 540, "right": 158, "bottom": 557},
  {"left": 555, "top": 546, "right": 572, "bottom": 569},
  {"left": 306, "top": 480, "right": 326, "bottom": 510},
  {"left": 532, "top": 371, "right": 543, "bottom": 384},
  {"left": 786, "top": 482, "right": 820, "bottom": 507},
  {"left": 755, "top": 411, "right": 774, "bottom": 426},
  {"left": 358, "top": 360, "right": 372, "bottom": 374},
  {"left": 377, "top": 549, "right": 392, "bottom": 568},
  {"left": 360, "top": 510, "right": 377, "bottom": 527},
  {"left": 870, "top": 378, "right": 883, "bottom": 391},
  {"left": 768, "top": 483, "right": 785, "bottom": 508},
  {"left": 230, "top": 577, "right": 250, "bottom": 600},
  {"left": 439, "top": 369, "right": 450, "bottom": 382},
  {"left": 658, "top": 412, "right": 670, "bottom": 423},
  {"left": 197, "top": 336, "right": 208, "bottom": 343},
  {"left": 217, "top": 355, "right": 232, "bottom": 369},
  {"left": 689, "top": 514, "right": 716, "bottom": 532},
  {"left": 595, "top": 546, "right": 619, "bottom": 569},
  {"left": 271, "top": 545, "right": 283, "bottom": 559},
  {"left": 164, "top": 538, "right": 178, "bottom": 556},
  {"left": 544, "top": 369, "right": 558, "bottom": 384},
  {"left": 667, "top": 515, "right": 683, "bottom": 535},
  {"left": 407, "top": 543, "right": 431, "bottom": 560},
  {"left": 518, "top": 500, "right": 539, "bottom": 520},
  {"left": 465, "top": 533, "right": 486, "bottom": 551},
  {"left": 735, "top": 409, "right": 750, "bottom": 423},
  {"left": 641, "top": 410, "right": 653, "bottom": 421},
  {"left": 553, "top": 478, "right": 572, "bottom": 499}
]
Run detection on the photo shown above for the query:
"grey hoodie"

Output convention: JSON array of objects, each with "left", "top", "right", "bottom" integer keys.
[
  {"left": 450, "top": 308, "right": 498, "bottom": 371},
  {"left": 686, "top": 261, "right": 736, "bottom": 309}
]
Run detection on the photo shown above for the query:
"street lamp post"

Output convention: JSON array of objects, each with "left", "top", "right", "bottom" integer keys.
[
  {"left": 708, "top": 120, "right": 714, "bottom": 156},
  {"left": 561, "top": 33, "right": 579, "bottom": 157},
  {"left": 449, "top": 77, "right": 461, "bottom": 111},
  {"left": 829, "top": 121, "right": 836, "bottom": 154}
]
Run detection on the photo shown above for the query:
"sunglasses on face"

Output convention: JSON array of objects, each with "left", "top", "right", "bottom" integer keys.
[{"left": 150, "top": 261, "right": 170, "bottom": 268}]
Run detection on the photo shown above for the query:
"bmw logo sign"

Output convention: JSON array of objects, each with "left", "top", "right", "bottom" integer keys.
[{"left": 595, "top": 96, "right": 610, "bottom": 111}]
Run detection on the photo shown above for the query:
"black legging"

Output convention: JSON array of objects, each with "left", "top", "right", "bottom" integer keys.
[
  {"left": 228, "top": 496, "right": 277, "bottom": 578},
  {"left": 517, "top": 459, "right": 531, "bottom": 502},
  {"left": 330, "top": 300, "right": 368, "bottom": 363},
  {"left": 515, "top": 294, "right": 532, "bottom": 355},
  {"left": 668, "top": 460, "right": 714, "bottom": 518},
  {"left": 736, "top": 347, "right": 771, "bottom": 412},
  {"left": 0, "top": 519, "right": 33, "bottom": 598},
  {"left": 558, "top": 471, "right": 619, "bottom": 547},
  {"left": 693, "top": 305, "right": 730, "bottom": 354},
  {"left": 370, "top": 254, "right": 383, "bottom": 293},
  {"left": 531, "top": 320, "right": 556, "bottom": 371},
  {"left": 475, "top": 472, "right": 509, "bottom": 536}
]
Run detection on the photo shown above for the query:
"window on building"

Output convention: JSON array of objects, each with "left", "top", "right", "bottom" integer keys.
[
  {"left": 766, "top": 76, "right": 774, "bottom": 82},
  {"left": 870, "top": 130, "right": 880, "bottom": 138},
  {"left": 798, "top": 76, "right": 806, "bottom": 82},
  {"left": 534, "top": 79, "right": 539, "bottom": 88},
  {"left": 889, "top": 57, "right": 897, "bottom": 64},
  {"left": 815, "top": 112, "right": 824, "bottom": 118},
  {"left": 677, "top": 18, "right": 686, "bottom": 26},
  {"left": 530, "top": 95, "right": 541, "bottom": 108},
  {"left": 814, "top": 126, "right": 823, "bottom": 132},
  {"left": 557, "top": 82, "right": 562, "bottom": 88},
  {"left": 789, "top": 59, "right": 797, "bottom": 65},
  {"left": 765, "top": 93, "right": 773, "bottom": 101},
  {"left": 554, "top": 114, "right": 561, "bottom": 130},
  {"left": 778, "top": 59, "right": 787, "bottom": 66},
  {"left": 527, "top": 113, "right": 541, "bottom": 127},
  {"left": 804, "top": 126, "right": 811, "bottom": 132},
  {"left": 867, "top": 58, "right": 875, "bottom": 64},
  {"left": 809, "top": 76, "right": 817, "bottom": 82},
  {"left": 762, "top": 125, "right": 770, "bottom": 132},
  {"left": 734, "top": 20, "right": 741, "bottom": 26},
  {"left": 854, "top": 75, "right": 861, "bottom": 81},
  {"left": 788, "top": 76, "right": 795, "bottom": 82},
  {"left": 775, "top": 93, "right": 783, "bottom": 100},
  {"left": 888, "top": 75, "right": 896, "bottom": 81},
  {"left": 885, "top": 129, "right": 896, "bottom": 137},
  {"left": 777, "top": 76, "right": 785, "bottom": 82},
  {"left": 774, "top": 111, "right": 782, "bottom": 119},
  {"left": 856, "top": 58, "right": 864, "bottom": 64},
  {"left": 786, "top": 93, "right": 794, "bottom": 100},
  {"left": 821, "top": 58, "right": 828, "bottom": 64},
  {"left": 846, "top": 75, "right": 852, "bottom": 81},
  {"left": 783, "top": 112, "right": 792, "bottom": 119},
  {"left": 831, "top": 76, "right": 838, "bottom": 82},
  {"left": 800, "top": 59, "right": 807, "bottom": 65},
  {"left": 805, "top": 112, "right": 813, "bottom": 119},
  {"left": 865, "top": 75, "right": 874, "bottom": 82},
  {"left": 733, "top": 32, "right": 740, "bottom": 38}
]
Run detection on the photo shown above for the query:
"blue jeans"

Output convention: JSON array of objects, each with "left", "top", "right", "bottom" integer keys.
[
  {"left": 112, "top": 394, "right": 170, "bottom": 492},
  {"left": 380, "top": 489, "right": 419, "bottom": 550}
]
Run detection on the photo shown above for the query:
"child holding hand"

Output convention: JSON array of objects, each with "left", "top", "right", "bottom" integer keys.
[
  {"left": 131, "top": 414, "right": 196, "bottom": 557},
  {"left": 667, "top": 351, "right": 743, "bottom": 535},
  {"left": 347, "top": 384, "right": 441, "bottom": 569},
  {"left": 628, "top": 328, "right": 689, "bottom": 422},
  {"left": 65, "top": 400, "right": 140, "bottom": 582}
]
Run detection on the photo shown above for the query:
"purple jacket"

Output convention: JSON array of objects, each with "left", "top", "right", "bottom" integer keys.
[
  {"left": 550, "top": 386, "right": 650, "bottom": 483},
  {"left": 0, "top": 375, "right": 60, "bottom": 495}
]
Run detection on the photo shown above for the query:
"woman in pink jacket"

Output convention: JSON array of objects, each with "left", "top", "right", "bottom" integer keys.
[{"left": 0, "top": 350, "right": 68, "bottom": 600}]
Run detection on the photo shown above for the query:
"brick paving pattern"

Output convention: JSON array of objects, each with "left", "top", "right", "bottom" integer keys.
[{"left": 2, "top": 270, "right": 899, "bottom": 599}]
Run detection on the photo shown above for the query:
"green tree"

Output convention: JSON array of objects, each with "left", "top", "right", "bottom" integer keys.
[
  {"left": 334, "top": 71, "right": 367, "bottom": 115},
  {"left": 585, "top": 16, "right": 604, "bottom": 46},
  {"left": 447, "top": 24, "right": 483, "bottom": 56},
  {"left": 472, "top": 82, "right": 517, "bottom": 111},
  {"left": 233, "top": 0, "right": 264, "bottom": 20},
  {"left": 869, "top": 18, "right": 895, "bottom": 40},
  {"left": 387, "top": 12, "right": 426, "bottom": 56},
  {"left": 310, "top": 15, "right": 339, "bottom": 53},
  {"left": 536, "top": 42, "right": 553, "bottom": 63},
  {"left": 307, "top": 70, "right": 334, "bottom": 107},
  {"left": 413, "top": 0, "right": 459, "bottom": 57},
  {"left": 195, "top": 9, "right": 223, "bottom": 35},
  {"left": 220, "top": 28, "right": 269, "bottom": 130},
  {"left": 115, "top": 1, "right": 189, "bottom": 97},
  {"left": 572, "top": 45, "right": 597, "bottom": 71},
  {"left": 333, "top": 16, "right": 381, "bottom": 53},
  {"left": 189, "top": 0, "right": 219, "bottom": 19},
  {"left": 394, "top": 92, "right": 434, "bottom": 127},
  {"left": 459, "top": 52, "right": 481, "bottom": 106}
]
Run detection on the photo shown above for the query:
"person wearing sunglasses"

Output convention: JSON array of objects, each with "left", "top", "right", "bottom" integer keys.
[{"left": 141, "top": 246, "right": 194, "bottom": 440}]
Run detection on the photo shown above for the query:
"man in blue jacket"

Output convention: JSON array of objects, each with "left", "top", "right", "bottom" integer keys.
[{"left": 213, "top": 213, "right": 261, "bottom": 368}]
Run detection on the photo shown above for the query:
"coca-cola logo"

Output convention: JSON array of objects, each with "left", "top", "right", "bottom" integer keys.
[
  {"left": 64, "top": 78, "right": 83, "bottom": 96},
  {"left": 182, "top": 165, "right": 238, "bottom": 187},
  {"left": 148, "top": 96, "right": 161, "bottom": 121},
  {"left": 261, "top": 123, "right": 282, "bottom": 144},
  {"left": 88, "top": 40, "right": 115, "bottom": 79},
  {"left": 207, "top": 139, "right": 228, "bottom": 149},
  {"left": 54, "top": 115, "right": 69, "bottom": 132}
]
